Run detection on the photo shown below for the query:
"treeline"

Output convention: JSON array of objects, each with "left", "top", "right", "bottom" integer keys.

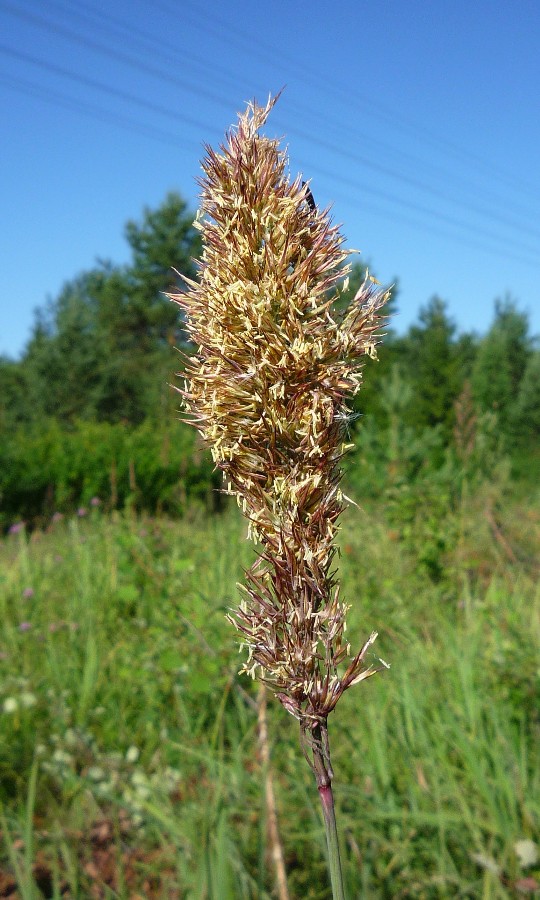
[{"left": 1, "top": 191, "right": 539, "bottom": 529}]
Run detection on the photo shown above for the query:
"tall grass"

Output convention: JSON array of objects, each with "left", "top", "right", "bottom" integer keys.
[{"left": 1, "top": 499, "right": 538, "bottom": 897}]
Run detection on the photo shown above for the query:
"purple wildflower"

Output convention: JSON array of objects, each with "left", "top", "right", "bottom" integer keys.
[
  {"left": 22, "top": 588, "right": 34, "bottom": 599},
  {"left": 90, "top": 496, "right": 101, "bottom": 507},
  {"left": 18, "top": 622, "right": 32, "bottom": 632},
  {"left": 77, "top": 507, "right": 87, "bottom": 517},
  {"left": 9, "top": 522, "right": 25, "bottom": 535}
]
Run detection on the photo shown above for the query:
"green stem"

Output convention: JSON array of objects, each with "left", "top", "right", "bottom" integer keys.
[
  {"left": 310, "top": 722, "right": 346, "bottom": 900},
  {"left": 319, "top": 782, "right": 346, "bottom": 900}
]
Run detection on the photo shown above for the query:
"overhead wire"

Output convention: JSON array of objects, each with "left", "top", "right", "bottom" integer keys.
[
  {"left": 17, "top": 0, "right": 540, "bottom": 236},
  {"left": 173, "top": 0, "right": 539, "bottom": 200},
  {"left": 1, "top": 59, "right": 537, "bottom": 272},
  {"left": 0, "top": 70, "right": 200, "bottom": 151},
  {"left": 0, "top": 0, "right": 538, "bottom": 268},
  {"left": 305, "top": 160, "right": 540, "bottom": 270},
  {"left": 1, "top": 36, "right": 537, "bottom": 265},
  {"left": 159, "top": 0, "right": 540, "bottom": 233},
  {"left": 0, "top": 0, "right": 234, "bottom": 110},
  {"left": 0, "top": 43, "right": 214, "bottom": 139}
]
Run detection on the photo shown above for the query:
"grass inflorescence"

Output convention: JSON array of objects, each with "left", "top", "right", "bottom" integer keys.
[{"left": 170, "top": 94, "right": 395, "bottom": 896}]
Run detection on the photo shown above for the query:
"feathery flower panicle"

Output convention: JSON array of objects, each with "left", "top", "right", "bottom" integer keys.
[{"left": 171, "top": 94, "right": 390, "bottom": 745}]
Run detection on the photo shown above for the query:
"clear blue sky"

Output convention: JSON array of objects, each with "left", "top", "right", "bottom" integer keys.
[{"left": 1, "top": 0, "right": 539, "bottom": 359}]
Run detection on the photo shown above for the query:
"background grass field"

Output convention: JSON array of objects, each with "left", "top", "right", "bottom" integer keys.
[
  {"left": 1, "top": 494, "right": 538, "bottom": 898},
  {"left": 2, "top": 98, "right": 540, "bottom": 900}
]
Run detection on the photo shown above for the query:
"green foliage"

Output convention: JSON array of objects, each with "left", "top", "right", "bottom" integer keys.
[
  {"left": 0, "top": 356, "right": 30, "bottom": 430},
  {"left": 343, "top": 364, "right": 518, "bottom": 584},
  {"left": 125, "top": 191, "right": 201, "bottom": 304},
  {"left": 515, "top": 350, "right": 540, "bottom": 438},
  {"left": 0, "top": 501, "right": 538, "bottom": 897},
  {"left": 471, "top": 296, "right": 533, "bottom": 435},
  {"left": 398, "top": 297, "right": 465, "bottom": 435},
  {"left": 2, "top": 196, "right": 539, "bottom": 528},
  {"left": 511, "top": 349, "right": 540, "bottom": 482},
  {"left": 3, "top": 192, "right": 200, "bottom": 430},
  {"left": 0, "top": 419, "right": 219, "bottom": 529},
  {"left": 1, "top": 185, "right": 538, "bottom": 897}
]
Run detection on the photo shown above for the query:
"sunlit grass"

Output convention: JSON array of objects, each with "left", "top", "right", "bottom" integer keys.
[{"left": 1, "top": 502, "right": 539, "bottom": 897}]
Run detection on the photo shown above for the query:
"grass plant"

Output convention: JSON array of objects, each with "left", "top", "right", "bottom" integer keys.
[{"left": 171, "top": 93, "right": 391, "bottom": 896}]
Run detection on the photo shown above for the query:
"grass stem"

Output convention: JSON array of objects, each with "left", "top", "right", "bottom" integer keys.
[
  {"left": 319, "top": 781, "right": 346, "bottom": 900},
  {"left": 311, "top": 723, "right": 346, "bottom": 900}
]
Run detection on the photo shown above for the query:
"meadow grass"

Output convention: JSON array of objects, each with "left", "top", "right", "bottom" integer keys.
[{"left": 0, "top": 499, "right": 539, "bottom": 898}]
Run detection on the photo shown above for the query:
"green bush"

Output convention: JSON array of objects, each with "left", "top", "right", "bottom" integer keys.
[{"left": 0, "top": 419, "right": 220, "bottom": 529}]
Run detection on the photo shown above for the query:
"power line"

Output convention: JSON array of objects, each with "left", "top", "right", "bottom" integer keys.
[
  {"left": 0, "top": 43, "right": 213, "bottom": 138},
  {"left": 0, "top": 1, "right": 538, "bottom": 266},
  {"left": 1, "top": 62, "right": 538, "bottom": 272},
  {"left": 286, "top": 120, "right": 540, "bottom": 249},
  {"left": 33, "top": 0, "right": 540, "bottom": 233},
  {"left": 305, "top": 160, "right": 540, "bottom": 270},
  {"left": 173, "top": 0, "right": 539, "bottom": 200},
  {"left": 0, "top": 70, "right": 200, "bottom": 151},
  {"left": 3, "top": 0, "right": 538, "bottom": 241},
  {"left": 0, "top": 1, "right": 233, "bottom": 112},
  {"left": 42, "top": 0, "right": 249, "bottom": 101}
]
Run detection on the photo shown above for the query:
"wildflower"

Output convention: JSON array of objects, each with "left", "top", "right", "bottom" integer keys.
[
  {"left": 126, "top": 745, "right": 140, "bottom": 763},
  {"left": 514, "top": 839, "right": 539, "bottom": 868},
  {"left": 77, "top": 507, "right": 87, "bottom": 517},
  {"left": 90, "top": 496, "right": 101, "bottom": 507},
  {"left": 131, "top": 771, "right": 151, "bottom": 799},
  {"left": 52, "top": 748, "right": 73, "bottom": 766},
  {"left": 18, "top": 622, "right": 32, "bottom": 632},
  {"left": 20, "top": 692, "right": 37, "bottom": 708},
  {"left": 51, "top": 512, "right": 64, "bottom": 523},
  {"left": 22, "top": 587, "right": 34, "bottom": 599},
  {"left": 9, "top": 522, "right": 24, "bottom": 534},
  {"left": 3, "top": 697, "right": 18, "bottom": 713},
  {"left": 64, "top": 729, "right": 78, "bottom": 747}
]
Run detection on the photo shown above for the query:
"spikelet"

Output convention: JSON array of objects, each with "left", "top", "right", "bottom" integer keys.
[{"left": 170, "top": 94, "right": 391, "bottom": 733}]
